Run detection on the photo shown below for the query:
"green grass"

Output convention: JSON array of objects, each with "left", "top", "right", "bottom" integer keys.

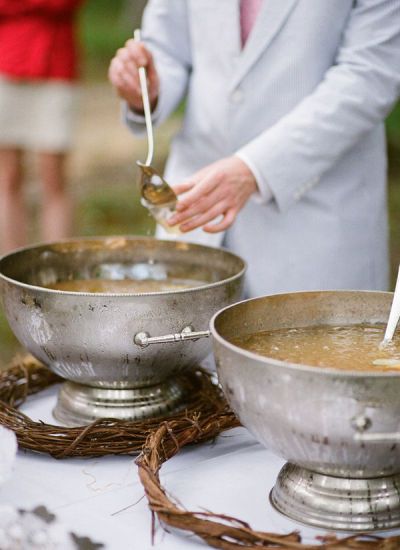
[
  {"left": 76, "top": 184, "right": 155, "bottom": 238},
  {"left": 78, "top": 0, "right": 143, "bottom": 81},
  {"left": 387, "top": 103, "right": 400, "bottom": 149}
]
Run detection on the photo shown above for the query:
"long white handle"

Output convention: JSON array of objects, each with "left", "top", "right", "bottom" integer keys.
[
  {"left": 134, "top": 29, "right": 154, "bottom": 167},
  {"left": 382, "top": 266, "right": 400, "bottom": 343}
]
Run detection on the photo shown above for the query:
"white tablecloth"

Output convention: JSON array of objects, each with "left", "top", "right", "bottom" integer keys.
[{"left": 1, "top": 385, "right": 399, "bottom": 549}]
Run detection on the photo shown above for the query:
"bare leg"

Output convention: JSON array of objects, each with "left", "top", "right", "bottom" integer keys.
[
  {"left": 0, "top": 148, "right": 27, "bottom": 253},
  {"left": 38, "top": 152, "right": 73, "bottom": 241}
]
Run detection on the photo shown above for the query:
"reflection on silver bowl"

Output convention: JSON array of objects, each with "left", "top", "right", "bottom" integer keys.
[
  {"left": 211, "top": 290, "right": 400, "bottom": 531},
  {"left": 0, "top": 236, "right": 245, "bottom": 425}
]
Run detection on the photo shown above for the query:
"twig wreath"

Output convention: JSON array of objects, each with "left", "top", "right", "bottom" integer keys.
[
  {"left": 0, "top": 355, "right": 239, "bottom": 458},
  {"left": 136, "top": 420, "right": 400, "bottom": 549},
  {"left": 1, "top": 356, "right": 399, "bottom": 548}
]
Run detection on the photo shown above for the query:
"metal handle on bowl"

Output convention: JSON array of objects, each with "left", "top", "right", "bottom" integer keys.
[
  {"left": 134, "top": 326, "right": 210, "bottom": 347},
  {"left": 352, "top": 414, "right": 400, "bottom": 443}
]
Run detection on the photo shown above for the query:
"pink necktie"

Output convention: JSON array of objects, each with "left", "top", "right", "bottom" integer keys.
[{"left": 240, "top": 0, "right": 263, "bottom": 47}]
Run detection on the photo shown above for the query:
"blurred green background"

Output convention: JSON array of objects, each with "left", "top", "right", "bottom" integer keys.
[{"left": 0, "top": 0, "right": 399, "bottom": 365}]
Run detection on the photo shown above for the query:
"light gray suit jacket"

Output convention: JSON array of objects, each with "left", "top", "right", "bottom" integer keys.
[{"left": 127, "top": 0, "right": 400, "bottom": 298}]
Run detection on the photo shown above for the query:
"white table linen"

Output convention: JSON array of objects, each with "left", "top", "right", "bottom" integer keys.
[{"left": 1, "top": 385, "right": 399, "bottom": 549}]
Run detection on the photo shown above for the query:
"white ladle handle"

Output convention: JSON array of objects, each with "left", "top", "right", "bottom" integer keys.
[
  {"left": 383, "top": 266, "right": 400, "bottom": 343},
  {"left": 134, "top": 29, "right": 154, "bottom": 167}
]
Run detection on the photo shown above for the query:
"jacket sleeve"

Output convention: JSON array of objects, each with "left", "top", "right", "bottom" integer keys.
[
  {"left": 236, "top": 0, "right": 400, "bottom": 212},
  {"left": 124, "top": 0, "right": 191, "bottom": 135},
  {"left": 0, "top": 0, "right": 83, "bottom": 16}
]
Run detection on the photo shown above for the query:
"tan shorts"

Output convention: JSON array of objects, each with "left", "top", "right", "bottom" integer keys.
[{"left": 0, "top": 77, "right": 79, "bottom": 152}]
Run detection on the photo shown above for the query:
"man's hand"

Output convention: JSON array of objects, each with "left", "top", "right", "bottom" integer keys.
[
  {"left": 167, "top": 157, "right": 258, "bottom": 233},
  {"left": 108, "top": 39, "right": 160, "bottom": 113}
]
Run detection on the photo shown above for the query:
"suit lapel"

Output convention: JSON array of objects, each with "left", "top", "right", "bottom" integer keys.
[{"left": 229, "top": 0, "right": 299, "bottom": 91}]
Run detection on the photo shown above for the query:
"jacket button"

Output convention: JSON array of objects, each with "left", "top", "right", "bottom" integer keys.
[{"left": 230, "top": 89, "right": 244, "bottom": 103}]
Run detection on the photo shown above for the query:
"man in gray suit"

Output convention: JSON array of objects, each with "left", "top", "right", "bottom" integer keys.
[{"left": 109, "top": 0, "right": 400, "bottom": 297}]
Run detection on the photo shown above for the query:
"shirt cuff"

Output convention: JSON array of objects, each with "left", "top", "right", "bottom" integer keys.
[
  {"left": 123, "top": 98, "right": 163, "bottom": 127},
  {"left": 235, "top": 151, "right": 273, "bottom": 205}
]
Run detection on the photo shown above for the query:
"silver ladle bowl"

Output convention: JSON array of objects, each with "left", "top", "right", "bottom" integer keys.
[{"left": 137, "top": 162, "right": 177, "bottom": 206}]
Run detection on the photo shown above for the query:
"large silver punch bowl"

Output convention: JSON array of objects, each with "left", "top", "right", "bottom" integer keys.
[
  {"left": 0, "top": 236, "right": 245, "bottom": 425},
  {"left": 211, "top": 291, "right": 400, "bottom": 531}
]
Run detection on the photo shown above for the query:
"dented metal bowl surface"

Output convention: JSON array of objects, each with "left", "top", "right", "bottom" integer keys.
[
  {"left": 211, "top": 291, "right": 400, "bottom": 530},
  {"left": 0, "top": 236, "right": 245, "bottom": 387},
  {"left": 0, "top": 237, "right": 245, "bottom": 424}
]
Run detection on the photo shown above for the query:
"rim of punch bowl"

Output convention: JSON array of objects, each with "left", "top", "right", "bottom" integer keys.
[
  {"left": 210, "top": 289, "right": 400, "bottom": 379},
  {"left": 0, "top": 235, "right": 247, "bottom": 298}
]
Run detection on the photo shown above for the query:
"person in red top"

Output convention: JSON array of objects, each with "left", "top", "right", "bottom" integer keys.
[{"left": 0, "top": 0, "right": 84, "bottom": 253}]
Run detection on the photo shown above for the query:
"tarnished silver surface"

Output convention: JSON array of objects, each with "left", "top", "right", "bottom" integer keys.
[
  {"left": 211, "top": 291, "right": 400, "bottom": 530},
  {"left": 353, "top": 414, "right": 400, "bottom": 443},
  {"left": 271, "top": 463, "right": 400, "bottom": 531},
  {"left": 134, "top": 326, "right": 210, "bottom": 347},
  {"left": 0, "top": 236, "right": 245, "bottom": 424},
  {"left": 54, "top": 377, "right": 188, "bottom": 426}
]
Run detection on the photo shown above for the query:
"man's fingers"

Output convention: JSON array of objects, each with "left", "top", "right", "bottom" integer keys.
[
  {"left": 175, "top": 174, "right": 218, "bottom": 209},
  {"left": 179, "top": 200, "right": 231, "bottom": 232},
  {"left": 109, "top": 65, "right": 142, "bottom": 105},
  {"left": 109, "top": 41, "right": 160, "bottom": 111},
  {"left": 110, "top": 73, "right": 126, "bottom": 91},
  {"left": 172, "top": 162, "right": 222, "bottom": 201},
  {"left": 171, "top": 180, "right": 196, "bottom": 198},
  {"left": 125, "top": 42, "right": 147, "bottom": 66},
  {"left": 162, "top": 157, "right": 254, "bottom": 235},
  {"left": 109, "top": 57, "right": 137, "bottom": 89},
  {"left": 203, "top": 208, "right": 237, "bottom": 233},
  {"left": 108, "top": 57, "right": 124, "bottom": 81},
  {"left": 125, "top": 40, "right": 152, "bottom": 67},
  {"left": 172, "top": 187, "right": 228, "bottom": 222}
]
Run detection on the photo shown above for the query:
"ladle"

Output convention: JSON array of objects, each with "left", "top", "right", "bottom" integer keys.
[
  {"left": 133, "top": 29, "right": 178, "bottom": 230},
  {"left": 381, "top": 265, "right": 400, "bottom": 345}
]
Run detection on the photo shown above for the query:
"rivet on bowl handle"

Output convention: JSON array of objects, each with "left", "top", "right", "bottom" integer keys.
[
  {"left": 352, "top": 414, "right": 400, "bottom": 443},
  {"left": 134, "top": 326, "right": 210, "bottom": 347}
]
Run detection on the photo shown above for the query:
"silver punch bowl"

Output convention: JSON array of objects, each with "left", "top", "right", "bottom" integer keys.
[
  {"left": 0, "top": 236, "right": 245, "bottom": 425},
  {"left": 211, "top": 290, "right": 400, "bottom": 531}
]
